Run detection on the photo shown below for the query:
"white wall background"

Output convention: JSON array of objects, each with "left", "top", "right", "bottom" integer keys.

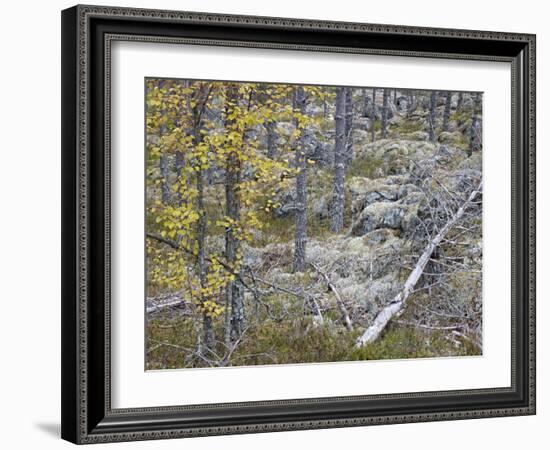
[{"left": 0, "top": 0, "right": 545, "bottom": 448}]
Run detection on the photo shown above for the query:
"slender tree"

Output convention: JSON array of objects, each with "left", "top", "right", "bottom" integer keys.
[
  {"left": 442, "top": 91, "right": 452, "bottom": 132},
  {"left": 159, "top": 154, "right": 171, "bottom": 204},
  {"left": 381, "top": 88, "right": 389, "bottom": 139},
  {"left": 344, "top": 87, "right": 354, "bottom": 165},
  {"left": 223, "top": 84, "right": 245, "bottom": 344},
  {"left": 371, "top": 88, "right": 377, "bottom": 142},
  {"left": 266, "top": 119, "right": 277, "bottom": 159},
  {"left": 408, "top": 91, "right": 418, "bottom": 117},
  {"left": 428, "top": 90, "right": 437, "bottom": 142},
  {"left": 331, "top": 87, "right": 346, "bottom": 233},
  {"left": 456, "top": 91, "right": 464, "bottom": 111},
  {"left": 362, "top": 88, "right": 369, "bottom": 117},
  {"left": 293, "top": 86, "right": 308, "bottom": 272},
  {"left": 468, "top": 92, "right": 482, "bottom": 156},
  {"left": 194, "top": 86, "right": 217, "bottom": 354}
]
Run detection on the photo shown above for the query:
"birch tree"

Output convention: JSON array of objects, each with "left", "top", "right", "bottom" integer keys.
[{"left": 223, "top": 84, "right": 245, "bottom": 344}]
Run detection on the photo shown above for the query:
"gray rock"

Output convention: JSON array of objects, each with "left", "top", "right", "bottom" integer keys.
[{"left": 351, "top": 202, "right": 406, "bottom": 236}]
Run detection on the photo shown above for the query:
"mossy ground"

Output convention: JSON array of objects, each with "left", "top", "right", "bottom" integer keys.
[{"left": 147, "top": 293, "right": 480, "bottom": 370}]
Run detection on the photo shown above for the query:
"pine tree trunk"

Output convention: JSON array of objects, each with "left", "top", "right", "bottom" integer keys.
[
  {"left": 371, "top": 88, "right": 377, "bottom": 142},
  {"left": 442, "top": 91, "right": 452, "bottom": 132},
  {"left": 457, "top": 92, "right": 464, "bottom": 111},
  {"left": 428, "top": 91, "right": 437, "bottom": 142},
  {"left": 331, "top": 87, "right": 346, "bottom": 233},
  {"left": 468, "top": 93, "right": 482, "bottom": 157},
  {"left": 381, "top": 88, "right": 389, "bottom": 139},
  {"left": 293, "top": 86, "right": 308, "bottom": 273},
  {"left": 362, "top": 88, "right": 368, "bottom": 117},
  {"left": 344, "top": 87, "right": 354, "bottom": 165},
  {"left": 266, "top": 120, "right": 277, "bottom": 159},
  {"left": 408, "top": 92, "right": 417, "bottom": 117}
]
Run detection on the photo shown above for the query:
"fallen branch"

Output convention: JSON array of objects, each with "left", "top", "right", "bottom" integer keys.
[
  {"left": 310, "top": 262, "right": 352, "bottom": 331},
  {"left": 395, "top": 320, "right": 462, "bottom": 331},
  {"left": 355, "top": 181, "right": 482, "bottom": 348},
  {"left": 146, "top": 298, "right": 187, "bottom": 314}
]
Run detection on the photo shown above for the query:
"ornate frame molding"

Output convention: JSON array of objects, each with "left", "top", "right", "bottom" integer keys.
[{"left": 61, "top": 4, "right": 536, "bottom": 444}]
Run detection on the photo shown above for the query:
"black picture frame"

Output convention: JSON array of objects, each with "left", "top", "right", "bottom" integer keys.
[{"left": 61, "top": 4, "right": 536, "bottom": 444}]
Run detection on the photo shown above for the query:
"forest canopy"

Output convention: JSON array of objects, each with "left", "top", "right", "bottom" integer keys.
[{"left": 145, "top": 79, "right": 483, "bottom": 369}]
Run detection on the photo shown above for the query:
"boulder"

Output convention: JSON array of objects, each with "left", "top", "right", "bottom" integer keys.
[{"left": 351, "top": 202, "right": 406, "bottom": 236}]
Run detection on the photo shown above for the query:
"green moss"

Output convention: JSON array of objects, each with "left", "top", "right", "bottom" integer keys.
[
  {"left": 347, "top": 153, "right": 384, "bottom": 179},
  {"left": 396, "top": 119, "right": 424, "bottom": 135}
]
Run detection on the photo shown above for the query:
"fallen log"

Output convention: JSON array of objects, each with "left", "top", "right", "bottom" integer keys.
[
  {"left": 146, "top": 298, "right": 187, "bottom": 314},
  {"left": 355, "top": 181, "right": 482, "bottom": 348}
]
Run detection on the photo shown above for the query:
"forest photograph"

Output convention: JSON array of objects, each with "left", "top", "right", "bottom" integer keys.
[{"left": 145, "top": 78, "right": 483, "bottom": 370}]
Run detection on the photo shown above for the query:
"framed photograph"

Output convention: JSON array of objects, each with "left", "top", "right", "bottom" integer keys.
[{"left": 61, "top": 4, "right": 536, "bottom": 444}]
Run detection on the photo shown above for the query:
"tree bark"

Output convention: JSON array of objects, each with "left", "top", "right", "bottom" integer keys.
[
  {"left": 293, "top": 86, "right": 308, "bottom": 273},
  {"left": 442, "top": 91, "right": 452, "bottom": 132},
  {"left": 408, "top": 92, "right": 417, "bottom": 117},
  {"left": 266, "top": 119, "right": 277, "bottom": 159},
  {"left": 331, "top": 87, "right": 346, "bottom": 233},
  {"left": 355, "top": 181, "right": 482, "bottom": 347},
  {"left": 428, "top": 90, "right": 437, "bottom": 142},
  {"left": 468, "top": 92, "right": 482, "bottom": 157},
  {"left": 344, "top": 87, "right": 354, "bottom": 165},
  {"left": 456, "top": 92, "right": 464, "bottom": 111},
  {"left": 159, "top": 153, "right": 171, "bottom": 204},
  {"left": 224, "top": 84, "right": 245, "bottom": 344},
  {"left": 371, "top": 88, "right": 377, "bottom": 143},
  {"left": 196, "top": 167, "right": 215, "bottom": 353},
  {"left": 191, "top": 87, "right": 215, "bottom": 355},
  {"left": 381, "top": 88, "right": 389, "bottom": 139}
]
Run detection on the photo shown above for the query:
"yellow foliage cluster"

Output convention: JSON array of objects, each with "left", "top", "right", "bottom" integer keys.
[{"left": 146, "top": 79, "right": 321, "bottom": 319}]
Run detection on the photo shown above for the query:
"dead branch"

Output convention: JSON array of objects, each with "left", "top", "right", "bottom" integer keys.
[
  {"left": 310, "top": 262, "right": 352, "bottom": 331},
  {"left": 355, "top": 181, "right": 482, "bottom": 348}
]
